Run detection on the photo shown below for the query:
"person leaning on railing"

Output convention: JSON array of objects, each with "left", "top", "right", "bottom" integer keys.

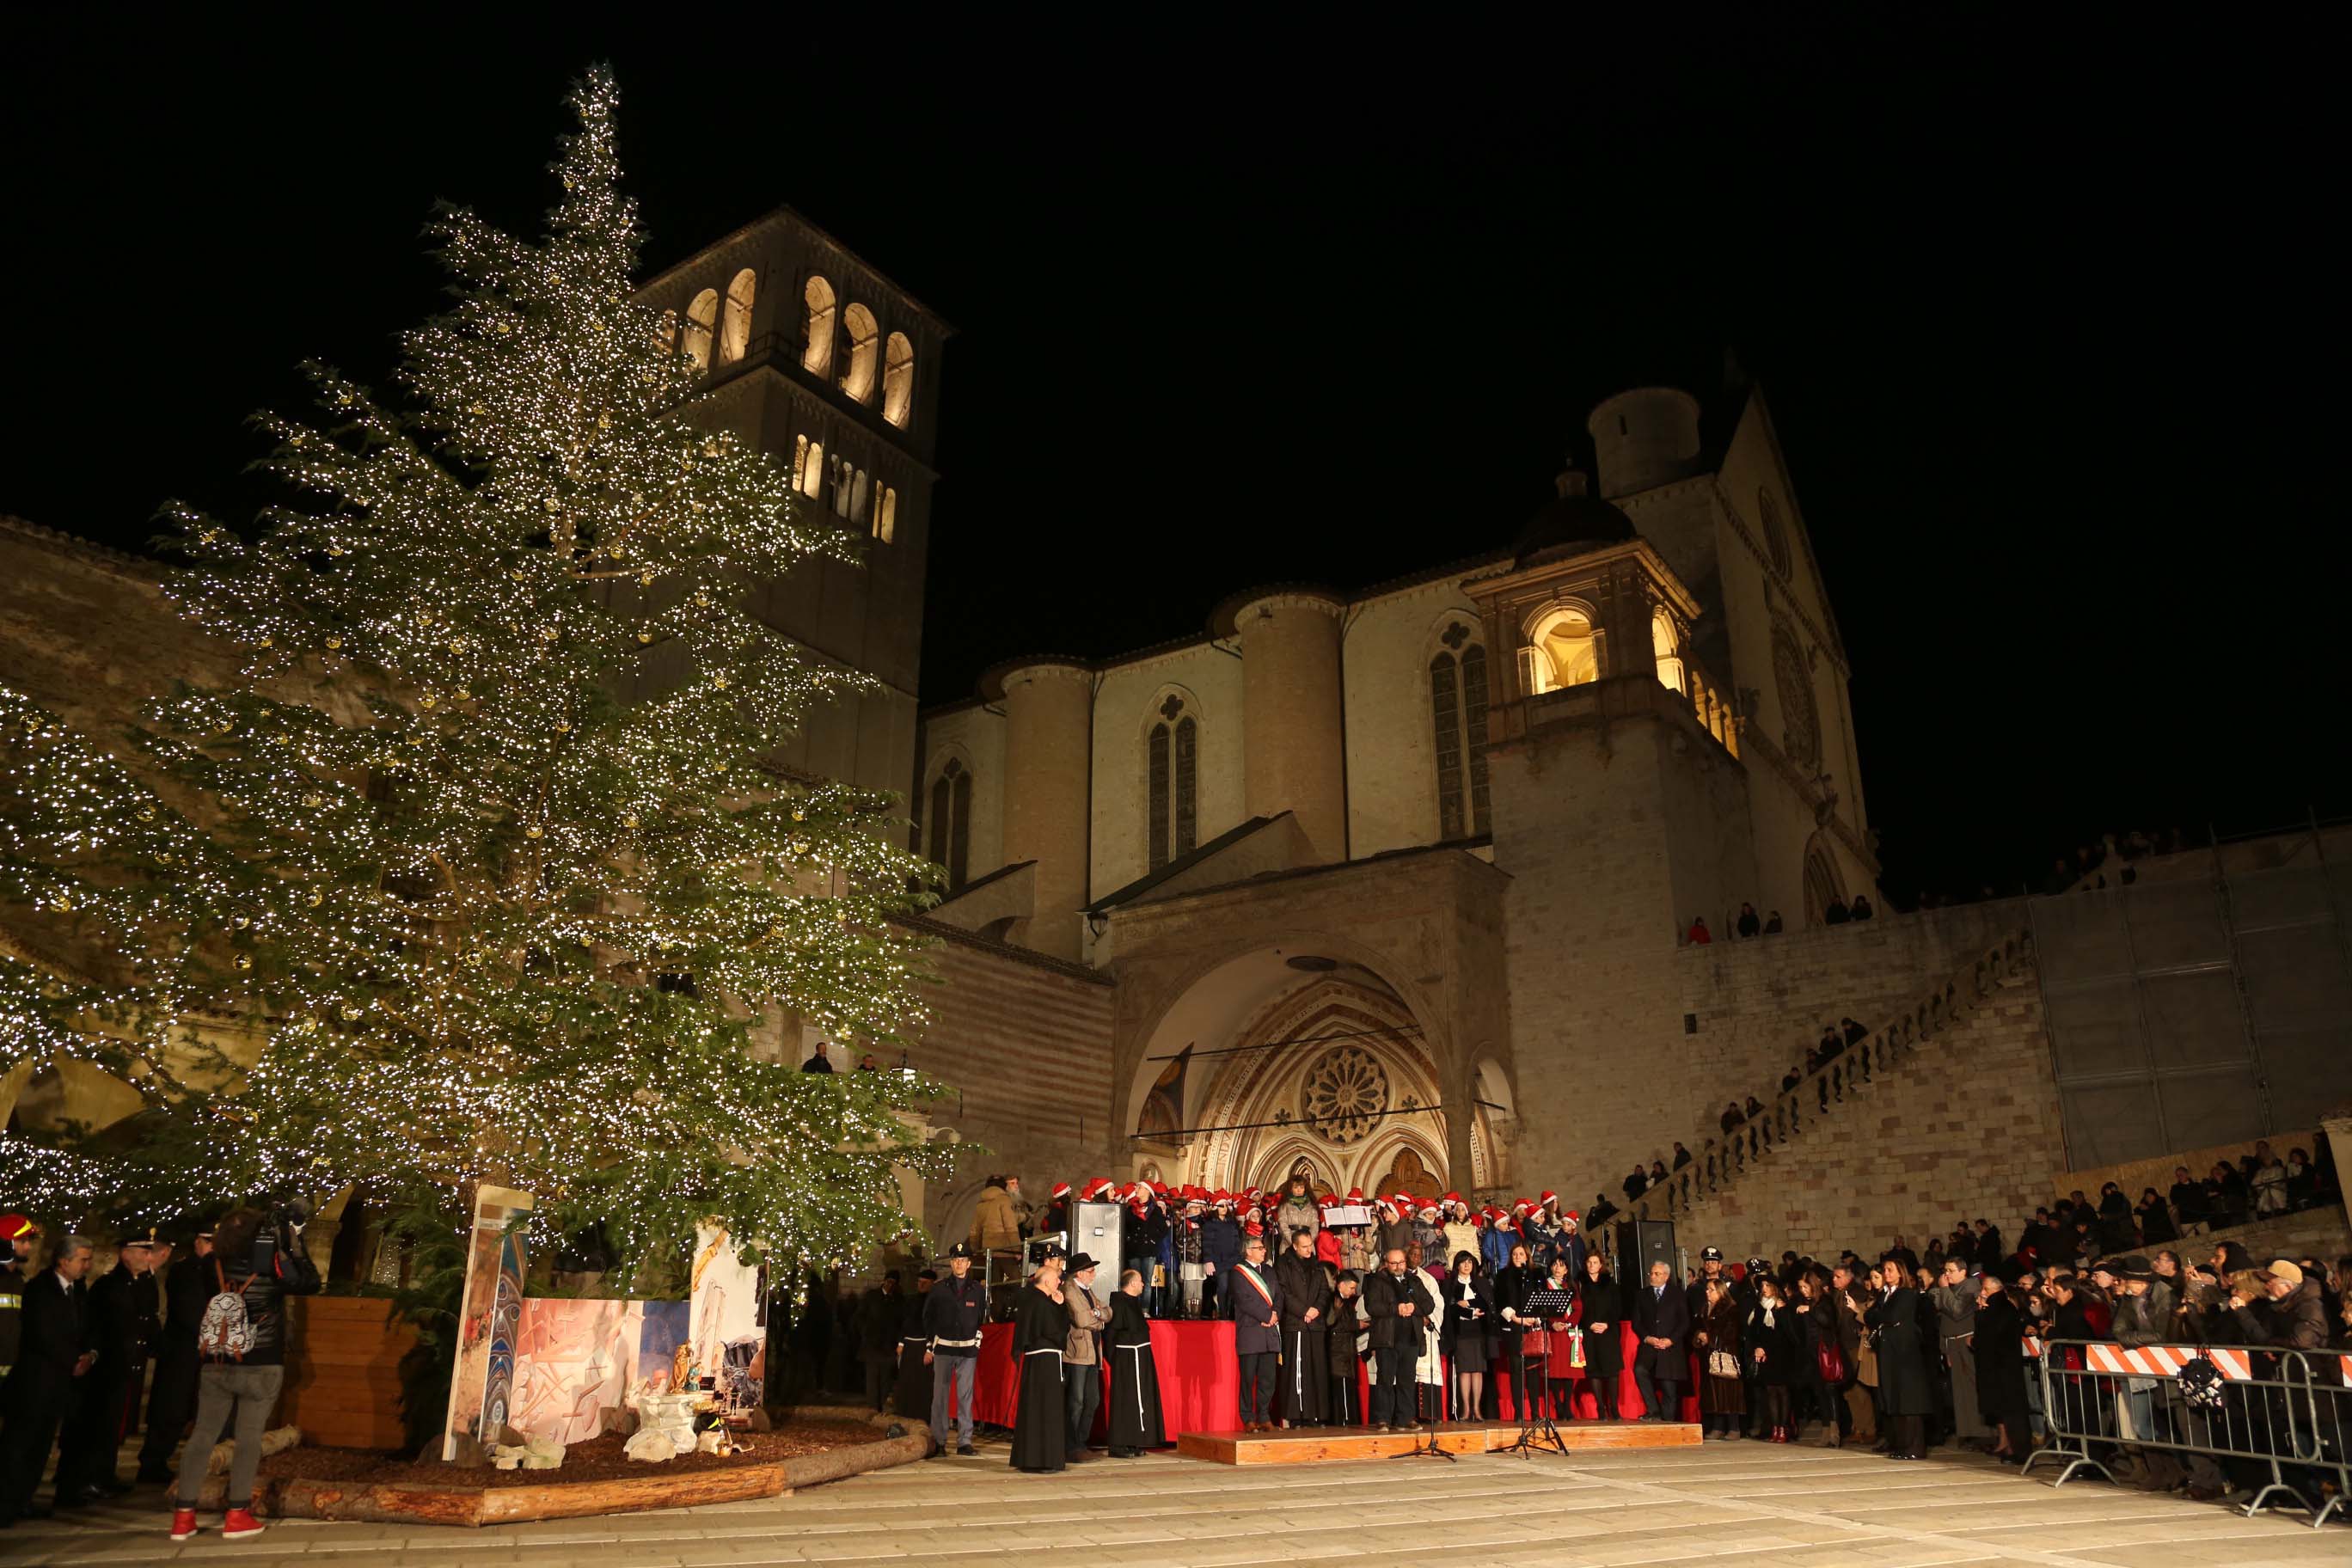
[{"left": 2226, "top": 1259, "right": 2326, "bottom": 1350}]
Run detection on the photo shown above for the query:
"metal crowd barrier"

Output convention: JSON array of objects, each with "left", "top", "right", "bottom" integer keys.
[{"left": 2024, "top": 1338, "right": 2349, "bottom": 1528}]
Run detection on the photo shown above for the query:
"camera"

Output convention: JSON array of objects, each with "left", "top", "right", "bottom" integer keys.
[{"left": 274, "top": 1196, "right": 315, "bottom": 1228}]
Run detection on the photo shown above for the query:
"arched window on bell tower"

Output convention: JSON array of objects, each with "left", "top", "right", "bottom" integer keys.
[
  {"left": 1428, "top": 619, "right": 1491, "bottom": 841},
  {"left": 927, "top": 757, "right": 971, "bottom": 892},
  {"left": 1145, "top": 695, "right": 1199, "bottom": 871}
]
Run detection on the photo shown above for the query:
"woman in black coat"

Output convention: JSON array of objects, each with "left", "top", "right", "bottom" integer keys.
[
  {"left": 1787, "top": 1271, "right": 1836, "bottom": 1447},
  {"left": 1491, "top": 1242, "right": 1540, "bottom": 1421},
  {"left": 1576, "top": 1250, "right": 1625, "bottom": 1420},
  {"left": 1969, "top": 1274, "right": 2030, "bottom": 1464},
  {"left": 1104, "top": 1271, "right": 1165, "bottom": 1456},
  {"left": 1439, "top": 1251, "right": 1496, "bottom": 1424},
  {"left": 1864, "top": 1259, "right": 1933, "bottom": 1460},
  {"left": 2134, "top": 1188, "right": 2177, "bottom": 1246},
  {"left": 1744, "top": 1274, "right": 1800, "bottom": 1442}
]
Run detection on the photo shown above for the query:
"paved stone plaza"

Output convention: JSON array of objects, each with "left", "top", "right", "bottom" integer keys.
[{"left": 4, "top": 1438, "right": 2344, "bottom": 1568}]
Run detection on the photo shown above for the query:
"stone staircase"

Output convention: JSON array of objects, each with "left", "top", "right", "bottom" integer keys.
[{"left": 1625, "top": 929, "right": 2038, "bottom": 1228}]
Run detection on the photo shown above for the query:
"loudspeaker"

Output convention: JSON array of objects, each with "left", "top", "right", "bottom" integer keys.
[
  {"left": 1617, "top": 1217, "right": 1677, "bottom": 1278},
  {"left": 1068, "top": 1201, "right": 1126, "bottom": 1277}
]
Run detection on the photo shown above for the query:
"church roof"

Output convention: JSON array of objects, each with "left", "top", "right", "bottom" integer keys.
[{"left": 1513, "top": 471, "right": 1637, "bottom": 567}]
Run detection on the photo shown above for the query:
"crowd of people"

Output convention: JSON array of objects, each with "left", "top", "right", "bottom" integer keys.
[
  {"left": 1682, "top": 892, "right": 1878, "bottom": 948},
  {"left": 865, "top": 1167, "right": 2352, "bottom": 1510},
  {"left": 0, "top": 1207, "right": 319, "bottom": 1540}
]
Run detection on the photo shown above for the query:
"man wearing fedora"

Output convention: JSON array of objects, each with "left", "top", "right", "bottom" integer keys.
[
  {"left": 1062, "top": 1252, "right": 1110, "bottom": 1458},
  {"left": 921, "top": 1242, "right": 989, "bottom": 1457}
]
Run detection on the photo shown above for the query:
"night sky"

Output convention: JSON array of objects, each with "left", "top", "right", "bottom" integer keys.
[{"left": 3, "top": 20, "right": 2334, "bottom": 902}]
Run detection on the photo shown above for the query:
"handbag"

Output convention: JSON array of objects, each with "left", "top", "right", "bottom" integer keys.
[
  {"left": 1706, "top": 1348, "right": 1739, "bottom": 1379},
  {"left": 1816, "top": 1339, "right": 1847, "bottom": 1385}
]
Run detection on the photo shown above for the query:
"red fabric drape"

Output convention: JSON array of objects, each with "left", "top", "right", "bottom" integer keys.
[
  {"left": 970, "top": 1315, "right": 1700, "bottom": 1434},
  {"left": 972, "top": 1319, "right": 1240, "bottom": 1436}
]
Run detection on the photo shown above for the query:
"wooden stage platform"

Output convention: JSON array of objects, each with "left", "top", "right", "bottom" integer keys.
[{"left": 1176, "top": 1418, "right": 1700, "bottom": 1465}]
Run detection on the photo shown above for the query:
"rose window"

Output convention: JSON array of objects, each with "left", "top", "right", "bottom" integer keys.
[{"left": 1302, "top": 1045, "right": 1388, "bottom": 1145}]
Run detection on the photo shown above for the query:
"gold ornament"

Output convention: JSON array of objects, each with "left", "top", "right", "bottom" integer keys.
[
  {"left": 694, "top": 591, "right": 712, "bottom": 608},
  {"left": 639, "top": 570, "right": 655, "bottom": 587},
  {"left": 420, "top": 694, "right": 438, "bottom": 710},
  {"left": 232, "top": 915, "right": 251, "bottom": 929},
  {"left": 327, "top": 544, "right": 346, "bottom": 557},
  {"left": 456, "top": 688, "right": 471, "bottom": 701},
  {"left": 303, "top": 793, "right": 322, "bottom": 808},
  {"left": 325, "top": 634, "right": 343, "bottom": 650},
  {"left": 554, "top": 719, "right": 572, "bottom": 733},
  {"left": 337, "top": 391, "right": 353, "bottom": 406},
  {"left": 541, "top": 626, "right": 560, "bottom": 641},
  {"left": 52, "top": 895, "right": 71, "bottom": 913},
  {"left": 256, "top": 634, "right": 273, "bottom": 649},
  {"left": 235, "top": 954, "right": 253, "bottom": 971},
  {"left": 525, "top": 824, "right": 545, "bottom": 839},
  {"left": 448, "top": 638, "right": 465, "bottom": 654},
  {"left": 597, "top": 414, "right": 612, "bottom": 431},
  {"left": 138, "top": 805, "right": 156, "bottom": 822},
  {"left": 622, "top": 814, "right": 640, "bottom": 829},
  {"left": 307, "top": 887, "right": 324, "bottom": 908},
  {"left": 791, "top": 807, "right": 805, "bottom": 822},
  {"left": 712, "top": 674, "right": 728, "bottom": 690},
  {"left": 636, "top": 629, "right": 653, "bottom": 644},
  {"left": 511, "top": 567, "right": 528, "bottom": 580},
  {"left": 543, "top": 495, "right": 560, "bottom": 512}
]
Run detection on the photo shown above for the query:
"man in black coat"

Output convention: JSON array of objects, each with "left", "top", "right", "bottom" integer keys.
[
  {"left": 1272, "top": 1231, "right": 1332, "bottom": 1428},
  {"left": 138, "top": 1227, "right": 211, "bottom": 1483},
  {"left": 859, "top": 1276, "right": 903, "bottom": 1412},
  {"left": 0, "top": 1234, "right": 94, "bottom": 1526},
  {"left": 1631, "top": 1259, "right": 1690, "bottom": 1422},
  {"left": 59, "top": 1228, "right": 164, "bottom": 1498},
  {"left": 1362, "top": 1247, "right": 1436, "bottom": 1431},
  {"left": 1228, "top": 1233, "right": 1283, "bottom": 1431}
]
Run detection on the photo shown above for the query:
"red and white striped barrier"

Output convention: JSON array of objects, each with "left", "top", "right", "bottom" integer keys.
[{"left": 2084, "top": 1344, "right": 2253, "bottom": 1380}]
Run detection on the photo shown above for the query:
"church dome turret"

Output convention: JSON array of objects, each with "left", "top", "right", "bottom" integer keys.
[{"left": 1514, "top": 469, "right": 1636, "bottom": 567}]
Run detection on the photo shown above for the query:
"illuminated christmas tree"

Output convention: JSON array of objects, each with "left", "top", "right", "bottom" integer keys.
[{"left": 0, "top": 67, "right": 949, "bottom": 1274}]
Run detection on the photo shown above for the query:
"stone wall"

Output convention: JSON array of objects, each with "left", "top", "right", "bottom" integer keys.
[
  {"left": 896, "top": 916, "right": 1118, "bottom": 1250},
  {"left": 1664, "top": 902, "right": 2032, "bottom": 1173},
  {"left": 1647, "top": 978, "right": 2064, "bottom": 1262}
]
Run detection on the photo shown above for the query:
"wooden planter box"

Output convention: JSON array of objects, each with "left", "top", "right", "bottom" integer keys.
[{"left": 280, "top": 1295, "right": 417, "bottom": 1451}]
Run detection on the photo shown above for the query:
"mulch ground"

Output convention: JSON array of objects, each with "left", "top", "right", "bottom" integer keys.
[{"left": 260, "top": 1421, "right": 891, "bottom": 1488}]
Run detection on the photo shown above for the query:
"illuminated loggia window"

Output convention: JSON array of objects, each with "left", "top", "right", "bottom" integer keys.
[
  {"left": 882, "top": 332, "right": 915, "bottom": 427},
  {"left": 1523, "top": 607, "right": 1602, "bottom": 694},
  {"left": 1652, "top": 607, "right": 1685, "bottom": 694},
  {"left": 793, "top": 434, "right": 824, "bottom": 498},
  {"left": 683, "top": 289, "right": 718, "bottom": 370},
  {"left": 718, "top": 268, "right": 756, "bottom": 364},
  {"left": 840, "top": 303, "right": 879, "bottom": 402},
  {"left": 875, "top": 486, "right": 897, "bottom": 543},
  {"left": 802, "top": 276, "right": 836, "bottom": 377}
]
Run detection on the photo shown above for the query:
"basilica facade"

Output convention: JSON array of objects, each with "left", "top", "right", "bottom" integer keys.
[{"left": 3, "top": 206, "right": 2122, "bottom": 1265}]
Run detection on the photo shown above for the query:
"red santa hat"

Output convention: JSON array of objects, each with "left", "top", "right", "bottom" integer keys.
[
  {"left": 1393, "top": 1191, "right": 1414, "bottom": 1210},
  {"left": 1081, "top": 1178, "right": 1111, "bottom": 1201},
  {"left": 1512, "top": 1198, "right": 1532, "bottom": 1213},
  {"left": 1442, "top": 1191, "right": 1463, "bottom": 1207},
  {"left": 1562, "top": 1210, "right": 1581, "bottom": 1228},
  {"left": 1319, "top": 1192, "right": 1338, "bottom": 1206},
  {"left": 1377, "top": 1197, "right": 1400, "bottom": 1217},
  {"left": 1540, "top": 1191, "right": 1558, "bottom": 1206},
  {"left": 1050, "top": 1181, "right": 1071, "bottom": 1201},
  {"left": 1418, "top": 1202, "right": 1440, "bottom": 1219},
  {"left": 1345, "top": 1186, "right": 1365, "bottom": 1203},
  {"left": 1212, "top": 1189, "right": 1232, "bottom": 1204}
]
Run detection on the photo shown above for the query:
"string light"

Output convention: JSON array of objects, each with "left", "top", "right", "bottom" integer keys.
[{"left": 0, "top": 66, "right": 955, "bottom": 1268}]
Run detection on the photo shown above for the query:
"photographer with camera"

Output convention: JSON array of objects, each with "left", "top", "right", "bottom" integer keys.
[{"left": 166, "top": 1201, "right": 321, "bottom": 1544}]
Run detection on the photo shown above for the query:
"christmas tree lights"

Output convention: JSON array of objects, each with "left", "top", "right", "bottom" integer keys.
[{"left": 0, "top": 67, "right": 952, "bottom": 1277}]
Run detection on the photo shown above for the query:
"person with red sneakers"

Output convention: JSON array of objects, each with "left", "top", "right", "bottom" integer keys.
[{"left": 168, "top": 1204, "right": 320, "bottom": 1543}]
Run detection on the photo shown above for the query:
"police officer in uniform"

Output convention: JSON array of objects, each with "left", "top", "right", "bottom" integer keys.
[
  {"left": 138, "top": 1226, "right": 212, "bottom": 1484},
  {"left": 59, "top": 1226, "right": 163, "bottom": 1498},
  {"left": 921, "top": 1242, "right": 988, "bottom": 1456}
]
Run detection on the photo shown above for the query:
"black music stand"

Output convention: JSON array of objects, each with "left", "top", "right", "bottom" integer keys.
[
  {"left": 1503, "top": 1288, "right": 1575, "bottom": 1457},
  {"left": 1390, "top": 1321, "right": 1456, "bottom": 1462}
]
